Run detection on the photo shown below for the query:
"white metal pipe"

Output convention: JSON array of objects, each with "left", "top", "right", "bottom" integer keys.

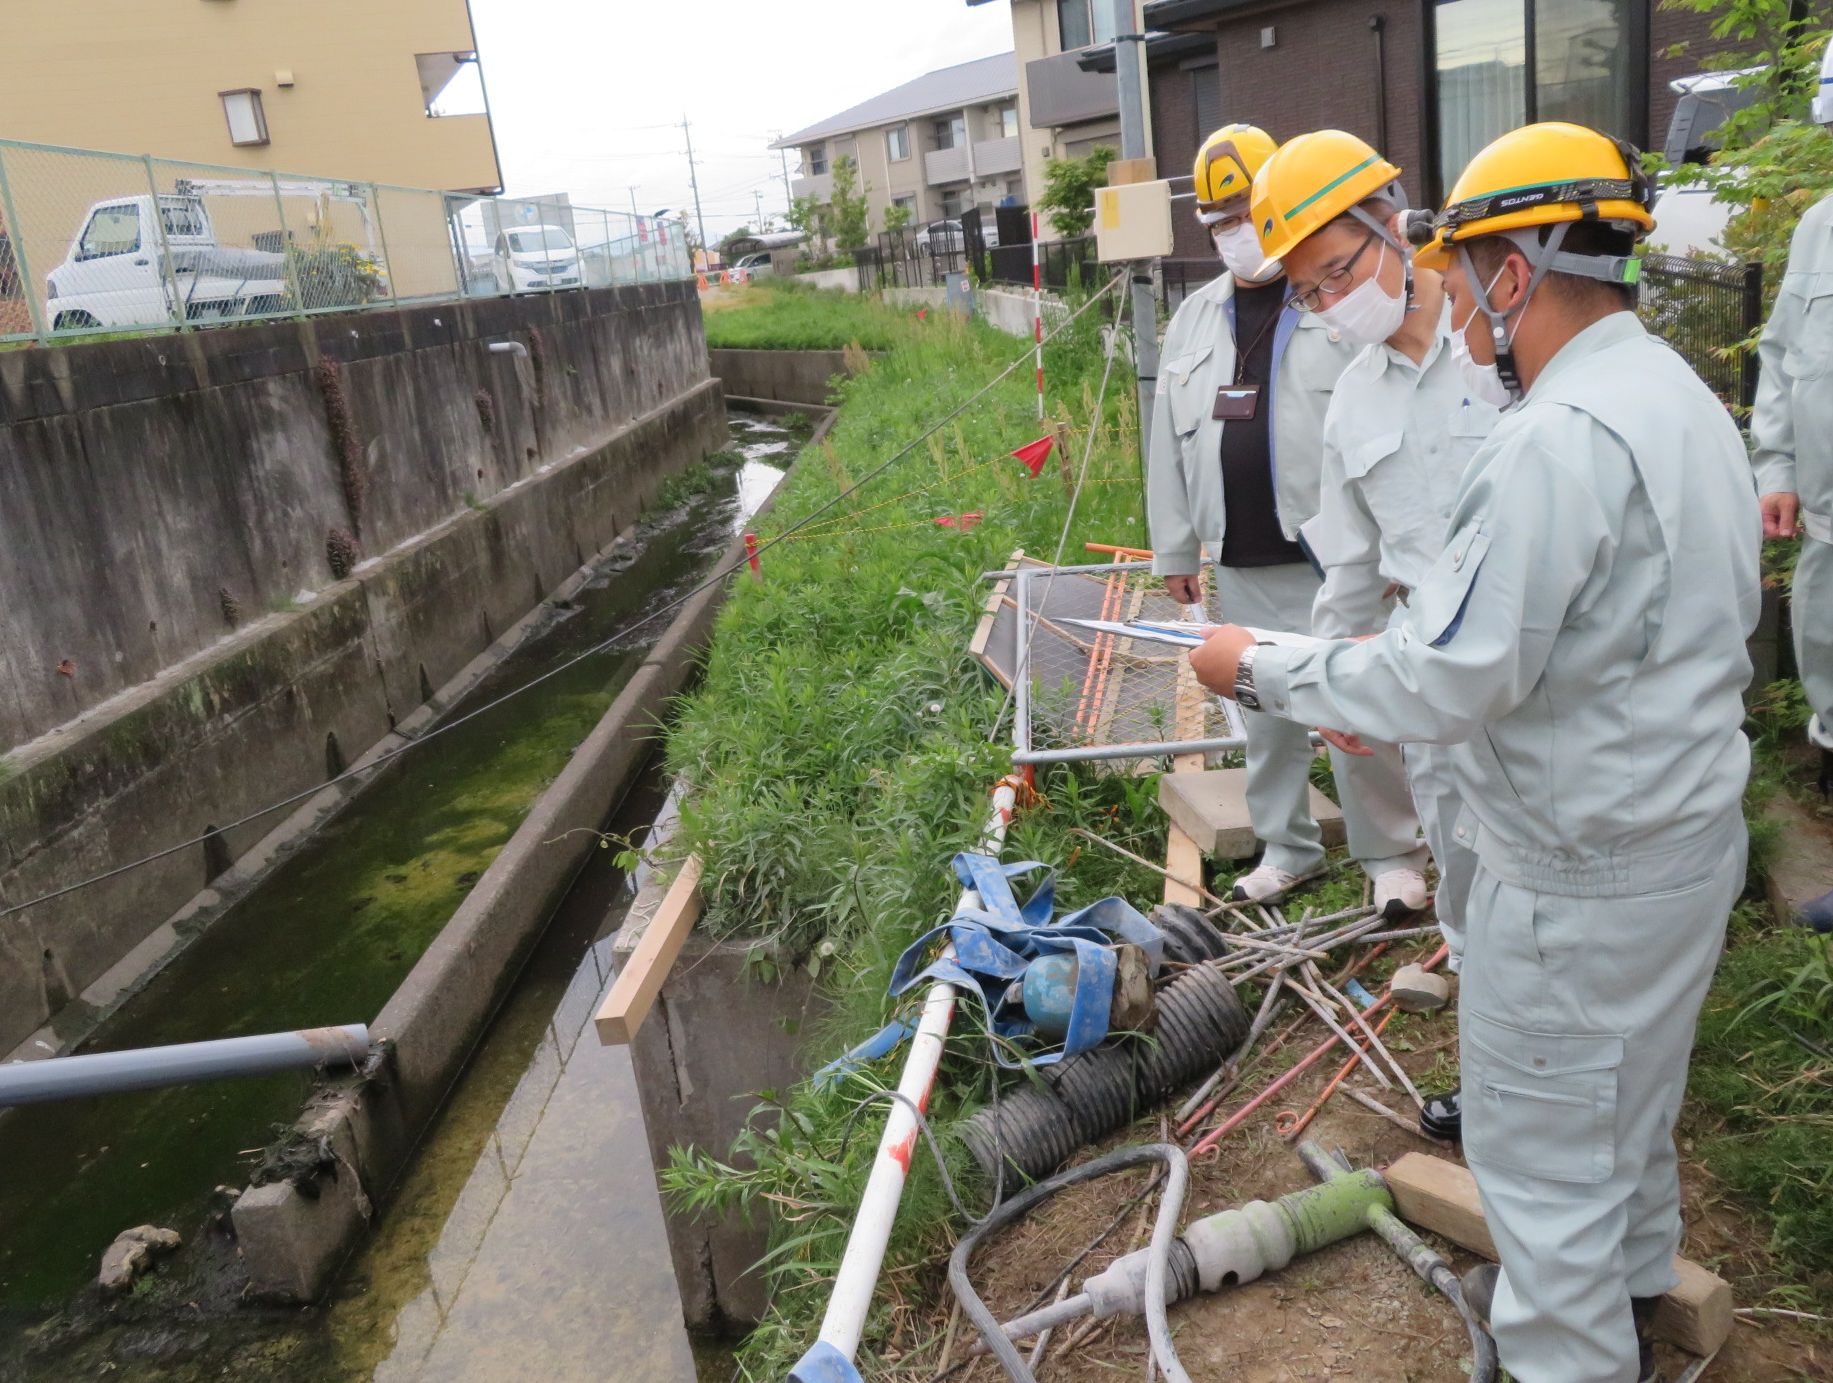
[
  {"left": 0, "top": 1025, "right": 371, "bottom": 1107},
  {"left": 814, "top": 778, "right": 1021, "bottom": 1361}
]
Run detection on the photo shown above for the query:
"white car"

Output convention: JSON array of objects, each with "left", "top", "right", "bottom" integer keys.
[
  {"left": 729, "top": 252, "right": 773, "bottom": 279},
  {"left": 492, "top": 225, "right": 580, "bottom": 292},
  {"left": 1650, "top": 69, "right": 1763, "bottom": 257}
]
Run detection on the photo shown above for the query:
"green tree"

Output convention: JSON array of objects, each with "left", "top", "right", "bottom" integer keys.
[
  {"left": 786, "top": 196, "right": 822, "bottom": 238},
  {"left": 1038, "top": 144, "right": 1118, "bottom": 238},
  {"left": 829, "top": 155, "right": 871, "bottom": 251},
  {"left": 1655, "top": 0, "right": 1833, "bottom": 292},
  {"left": 883, "top": 202, "right": 913, "bottom": 232}
]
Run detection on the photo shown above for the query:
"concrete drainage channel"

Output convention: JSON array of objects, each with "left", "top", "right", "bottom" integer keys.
[{"left": 0, "top": 405, "right": 824, "bottom": 1381}]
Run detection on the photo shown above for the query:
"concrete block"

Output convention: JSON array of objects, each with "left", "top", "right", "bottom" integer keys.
[
  {"left": 232, "top": 1178, "right": 368, "bottom": 1302},
  {"left": 1763, "top": 794, "right": 1833, "bottom": 925},
  {"left": 1159, "top": 766, "right": 1346, "bottom": 859}
]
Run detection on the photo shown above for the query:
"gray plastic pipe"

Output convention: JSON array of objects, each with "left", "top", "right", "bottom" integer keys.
[{"left": 0, "top": 1025, "right": 370, "bottom": 1106}]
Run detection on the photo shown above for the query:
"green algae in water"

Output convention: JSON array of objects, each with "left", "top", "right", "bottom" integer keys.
[{"left": 0, "top": 479, "right": 738, "bottom": 1310}]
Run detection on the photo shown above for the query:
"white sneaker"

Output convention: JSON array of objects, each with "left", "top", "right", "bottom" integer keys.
[
  {"left": 1230, "top": 863, "right": 1316, "bottom": 905},
  {"left": 1373, "top": 866, "right": 1428, "bottom": 919}
]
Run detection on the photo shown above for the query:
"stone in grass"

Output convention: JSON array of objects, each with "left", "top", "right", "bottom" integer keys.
[
  {"left": 98, "top": 1225, "right": 182, "bottom": 1295},
  {"left": 1389, "top": 963, "right": 1450, "bottom": 1013}
]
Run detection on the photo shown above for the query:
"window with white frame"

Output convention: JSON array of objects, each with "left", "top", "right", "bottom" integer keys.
[
  {"left": 808, "top": 144, "right": 828, "bottom": 175},
  {"left": 219, "top": 88, "right": 269, "bottom": 146},
  {"left": 1056, "top": 0, "right": 1118, "bottom": 51},
  {"left": 887, "top": 125, "right": 910, "bottom": 161}
]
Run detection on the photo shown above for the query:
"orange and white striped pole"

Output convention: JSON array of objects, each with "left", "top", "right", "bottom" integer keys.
[{"left": 1032, "top": 211, "right": 1044, "bottom": 420}]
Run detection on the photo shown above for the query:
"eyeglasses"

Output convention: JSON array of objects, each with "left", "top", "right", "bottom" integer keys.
[
  {"left": 1208, "top": 212, "right": 1251, "bottom": 235},
  {"left": 1287, "top": 233, "right": 1377, "bottom": 313}
]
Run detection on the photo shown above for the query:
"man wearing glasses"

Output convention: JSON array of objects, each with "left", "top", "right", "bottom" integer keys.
[
  {"left": 1147, "top": 124, "right": 1426, "bottom": 914},
  {"left": 1244, "top": 131, "right": 1502, "bottom": 1027}
]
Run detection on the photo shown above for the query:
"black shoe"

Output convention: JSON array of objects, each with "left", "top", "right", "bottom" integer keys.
[
  {"left": 1459, "top": 1262, "right": 1498, "bottom": 1326},
  {"left": 1632, "top": 1295, "right": 1663, "bottom": 1383},
  {"left": 1820, "top": 747, "right": 1832, "bottom": 801},
  {"left": 1800, "top": 886, "right": 1833, "bottom": 936},
  {"left": 1420, "top": 1086, "right": 1462, "bottom": 1141}
]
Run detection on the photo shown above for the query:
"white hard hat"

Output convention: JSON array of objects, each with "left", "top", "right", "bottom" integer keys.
[{"left": 1815, "top": 35, "right": 1833, "bottom": 126}]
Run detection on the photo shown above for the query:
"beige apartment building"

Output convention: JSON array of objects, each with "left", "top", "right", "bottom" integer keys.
[
  {"left": 772, "top": 53, "right": 1024, "bottom": 235},
  {"left": 0, "top": 0, "right": 501, "bottom": 192},
  {"left": 972, "top": 0, "right": 1148, "bottom": 241}
]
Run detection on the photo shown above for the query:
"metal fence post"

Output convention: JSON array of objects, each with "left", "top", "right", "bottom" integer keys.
[
  {"left": 1740, "top": 260, "right": 1764, "bottom": 412},
  {"left": 368, "top": 183, "right": 400, "bottom": 308},
  {"left": 0, "top": 143, "right": 51, "bottom": 343},
  {"left": 141, "top": 156, "right": 185, "bottom": 329},
  {"left": 271, "top": 172, "right": 309, "bottom": 315}
]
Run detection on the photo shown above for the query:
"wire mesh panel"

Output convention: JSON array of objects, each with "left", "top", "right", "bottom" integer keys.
[
  {"left": 1638, "top": 252, "right": 1763, "bottom": 410},
  {"left": 375, "top": 184, "right": 461, "bottom": 302},
  {"left": 975, "top": 559, "right": 1244, "bottom": 766}
]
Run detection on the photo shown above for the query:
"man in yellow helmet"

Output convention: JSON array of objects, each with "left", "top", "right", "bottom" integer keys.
[
  {"left": 1149, "top": 124, "right": 1426, "bottom": 913},
  {"left": 1190, "top": 123, "right": 1761, "bottom": 1383},
  {"left": 1245, "top": 130, "right": 1502, "bottom": 989}
]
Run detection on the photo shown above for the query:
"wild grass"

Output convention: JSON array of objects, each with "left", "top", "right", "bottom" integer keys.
[
  {"left": 701, "top": 280, "right": 918, "bottom": 352},
  {"left": 663, "top": 280, "right": 1164, "bottom": 1374}
]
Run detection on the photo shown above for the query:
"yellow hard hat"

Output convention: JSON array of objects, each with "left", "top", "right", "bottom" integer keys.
[
  {"left": 1249, "top": 130, "right": 1402, "bottom": 262},
  {"left": 1193, "top": 124, "right": 1278, "bottom": 219},
  {"left": 1412, "top": 122, "right": 1655, "bottom": 271}
]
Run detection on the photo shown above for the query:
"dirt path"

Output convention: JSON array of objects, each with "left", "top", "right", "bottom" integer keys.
[{"left": 940, "top": 940, "right": 1831, "bottom": 1383}]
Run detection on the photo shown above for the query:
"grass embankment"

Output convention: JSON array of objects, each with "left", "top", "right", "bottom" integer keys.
[
  {"left": 701, "top": 280, "right": 909, "bottom": 351},
  {"left": 664, "top": 283, "right": 1181, "bottom": 1372},
  {"left": 1684, "top": 625, "right": 1833, "bottom": 1303}
]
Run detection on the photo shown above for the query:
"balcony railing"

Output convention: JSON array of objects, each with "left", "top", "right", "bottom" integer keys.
[
  {"left": 791, "top": 171, "right": 833, "bottom": 202},
  {"left": 972, "top": 135, "right": 1022, "bottom": 178},
  {"left": 1025, "top": 49, "right": 1119, "bottom": 127},
  {"left": 924, "top": 144, "right": 970, "bottom": 187}
]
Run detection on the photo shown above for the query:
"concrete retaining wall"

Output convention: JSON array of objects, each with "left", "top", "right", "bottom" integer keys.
[
  {"left": 708, "top": 347, "right": 858, "bottom": 406},
  {"left": 791, "top": 267, "right": 860, "bottom": 292},
  {"left": 0, "top": 284, "right": 724, "bottom": 1057}
]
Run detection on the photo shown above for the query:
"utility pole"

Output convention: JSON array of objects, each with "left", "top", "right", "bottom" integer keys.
[
  {"left": 1112, "top": 0, "right": 1161, "bottom": 467},
  {"left": 754, "top": 189, "right": 766, "bottom": 232},
  {"left": 775, "top": 132, "right": 794, "bottom": 212},
  {"left": 682, "top": 115, "right": 709, "bottom": 267}
]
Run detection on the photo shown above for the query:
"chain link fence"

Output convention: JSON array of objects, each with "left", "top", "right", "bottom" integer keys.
[{"left": 0, "top": 138, "right": 692, "bottom": 344}]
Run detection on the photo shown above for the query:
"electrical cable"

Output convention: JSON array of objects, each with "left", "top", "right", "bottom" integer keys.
[
  {"left": 1, "top": 275, "right": 1124, "bottom": 925},
  {"left": 947, "top": 1142, "right": 1191, "bottom": 1383}
]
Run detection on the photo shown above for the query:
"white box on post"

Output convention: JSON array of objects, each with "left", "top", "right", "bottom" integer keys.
[{"left": 1094, "top": 180, "right": 1174, "bottom": 263}]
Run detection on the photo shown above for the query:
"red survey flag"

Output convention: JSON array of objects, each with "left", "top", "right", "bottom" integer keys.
[
  {"left": 1011, "top": 435, "right": 1054, "bottom": 478},
  {"left": 935, "top": 511, "right": 984, "bottom": 531}
]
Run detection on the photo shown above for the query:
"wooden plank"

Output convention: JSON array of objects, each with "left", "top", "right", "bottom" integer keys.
[
  {"left": 594, "top": 855, "right": 705, "bottom": 1046},
  {"left": 968, "top": 549, "right": 1025, "bottom": 661},
  {"left": 1107, "top": 156, "right": 1158, "bottom": 186},
  {"left": 1384, "top": 1152, "right": 1733, "bottom": 1357}
]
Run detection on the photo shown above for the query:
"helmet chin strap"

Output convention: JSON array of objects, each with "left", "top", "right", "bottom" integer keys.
[
  {"left": 1347, "top": 202, "right": 1415, "bottom": 314},
  {"left": 1454, "top": 221, "right": 1574, "bottom": 395}
]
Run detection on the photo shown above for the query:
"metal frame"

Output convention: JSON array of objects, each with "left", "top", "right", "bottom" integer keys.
[{"left": 1008, "top": 561, "right": 1249, "bottom": 767}]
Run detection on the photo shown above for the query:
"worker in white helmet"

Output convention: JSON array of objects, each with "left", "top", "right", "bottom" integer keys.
[
  {"left": 1149, "top": 124, "right": 1427, "bottom": 915},
  {"left": 1192, "top": 123, "right": 1760, "bottom": 1382},
  {"left": 1750, "top": 36, "right": 1833, "bottom": 932}
]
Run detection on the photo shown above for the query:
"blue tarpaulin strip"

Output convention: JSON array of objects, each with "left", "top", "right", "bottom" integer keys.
[{"left": 788, "top": 1340, "right": 866, "bottom": 1383}]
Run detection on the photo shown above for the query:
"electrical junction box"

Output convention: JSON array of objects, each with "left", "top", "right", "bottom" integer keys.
[{"left": 1094, "top": 180, "right": 1174, "bottom": 262}]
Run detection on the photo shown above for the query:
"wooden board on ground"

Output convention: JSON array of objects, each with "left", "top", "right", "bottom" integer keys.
[
  {"left": 968, "top": 549, "right": 1025, "bottom": 669},
  {"left": 1161, "top": 649, "right": 1210, "bottom": 907},
  {"left": 1384, "top": 1151, "right": 1733, "bottom": 1357},
  {"left": 594, "top": 855, "right": 704, "bottom": 1045},
  {"left": 1161, "top": 766, "right": 1347, "bottom": 859}
]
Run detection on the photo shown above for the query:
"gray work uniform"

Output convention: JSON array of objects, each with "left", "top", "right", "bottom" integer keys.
[
  {"left": 1251, "top": 313, "right": 1760, "bottom": 1381},
  {"left": 1752, "top": 191, "right": 1833, "bottom": 753},
  {"left": 1301, "top": 307, "right": 1501, "bottom": 964},
  {"left": 1147, "top": 273, "right": 1418, "bottom": 877}
]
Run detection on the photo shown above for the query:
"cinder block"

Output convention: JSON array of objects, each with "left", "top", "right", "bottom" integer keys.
[
  {"left": 1158, "top": 766, "right": 1345, "bottom": 859},
  {"left": 232, "top": 1177, "right": 368, "bottom": 1302}
]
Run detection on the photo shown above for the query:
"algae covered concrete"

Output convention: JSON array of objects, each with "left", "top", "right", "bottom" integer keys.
[{"left": 0, "top": 283, "right": 725, "bottom": 1058}]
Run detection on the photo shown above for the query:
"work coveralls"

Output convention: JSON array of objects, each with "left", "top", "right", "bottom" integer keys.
[
  {"left": 1301, "top": 308, "right": 1501, "bottom": 965},
  {"left": 1752, "top": 193, "right": 1833, "bottom": 760},
  {"left": 1248, "top": 314, "right": 1760, "bottom": 1381},
  {"left": 1147, "top": 272, "right": 1419, "bottom": 879}
]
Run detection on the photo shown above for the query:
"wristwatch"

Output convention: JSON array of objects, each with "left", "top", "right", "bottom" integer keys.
[{"left": 1235, "top": 643, "right": 1262, "bottom": 711}]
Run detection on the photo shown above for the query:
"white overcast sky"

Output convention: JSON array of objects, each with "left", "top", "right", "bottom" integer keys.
[{"left": 468, "top": 0, "right": 1015, "bottom": 238}]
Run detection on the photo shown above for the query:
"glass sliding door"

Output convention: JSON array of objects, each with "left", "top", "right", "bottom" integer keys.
[
  {"left": 1436, "top": 0, "right": 1528, "bottom": 193},
  {"left": 1536, "top": 0, "right": 1633, "bottom": 136}
]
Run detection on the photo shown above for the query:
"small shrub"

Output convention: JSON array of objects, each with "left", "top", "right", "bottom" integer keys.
[{"left": 326, "top": 527, "right": 359, "bottom": 579}]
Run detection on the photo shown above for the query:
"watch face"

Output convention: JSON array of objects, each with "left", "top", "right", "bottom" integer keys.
[{"left": 1236, "top": 688, "right": 1261, "bottom": 711}]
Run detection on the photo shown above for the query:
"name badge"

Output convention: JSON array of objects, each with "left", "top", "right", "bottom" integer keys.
[{"left": 1212, "top": 385, "right": 1261, "bottom": 421}]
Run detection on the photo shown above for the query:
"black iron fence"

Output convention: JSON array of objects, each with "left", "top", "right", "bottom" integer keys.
[
  {"left": 1638, "top": 253, "right": 1763, "bottom": 410},
  {"left": 854, "top": 228, "right": 966, "bottom": 292}
]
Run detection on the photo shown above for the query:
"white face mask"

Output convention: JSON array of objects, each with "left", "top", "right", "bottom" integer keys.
[
  {"left": 1315, "top": 240, "right": 1407, "bottom": 346},
  {"left": 1212, "top": 221, "right": 1275, "bottom": 282},
  {"left": 1450, "top": 263, "right": 1516, "bottom": 407}
]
